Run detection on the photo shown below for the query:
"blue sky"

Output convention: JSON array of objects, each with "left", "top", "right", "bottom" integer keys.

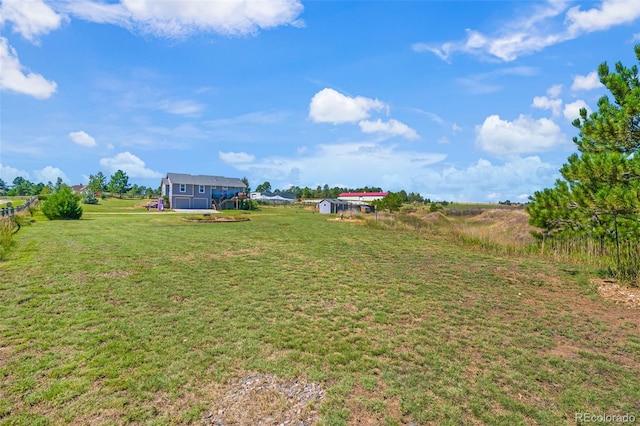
[{"left": 1, "top": 0, "right": 639, "bottom": 201}]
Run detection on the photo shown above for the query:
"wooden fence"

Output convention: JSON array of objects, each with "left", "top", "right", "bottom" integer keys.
[{"left": 0, "top": 197, "right": 38, "bottom": 219}]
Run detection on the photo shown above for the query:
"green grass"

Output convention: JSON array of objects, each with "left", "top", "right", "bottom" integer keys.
[{"left": 1, "top": 202, "right": 639, "bottom": 425}]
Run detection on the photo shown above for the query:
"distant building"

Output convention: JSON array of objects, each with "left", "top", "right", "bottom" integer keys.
[
  {"left": 337, "top": 192, "right": 388, "bottom": 204},
  {"left": 317, "top": 198, "right": 349, "bottom": 214},
  {"left": 250, "top": 191, "right": 296, "bottom": 204},
  {"left": 161, "top": 173, "right": 246, "bottom": 210},
  {"left": 71, "top": 184, "right": 88, "bottom": 194}
]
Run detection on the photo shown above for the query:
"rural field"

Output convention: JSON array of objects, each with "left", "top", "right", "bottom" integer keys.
[{"left": 1, "top": 201, "right": 639, "bottom": 425}]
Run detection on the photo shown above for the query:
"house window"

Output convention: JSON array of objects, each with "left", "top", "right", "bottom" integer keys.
[
  {"left": 180, "top": 184, "right": 186, "bottom": 192},
  {"left": 199, "top": 185, "right": 205, "bottom": 193}
]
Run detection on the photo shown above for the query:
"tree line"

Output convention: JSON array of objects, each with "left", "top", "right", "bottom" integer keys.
[
  {"left": 0, "top": 170, "right": 161, "bottom": 200},
  {"left": 251, "top": 180, "right": 429, "bottom": 203}
]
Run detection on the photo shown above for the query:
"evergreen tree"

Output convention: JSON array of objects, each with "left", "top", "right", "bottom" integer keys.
[
  {"left": 87, "top": 172, "right": 107, "bottom": 193},
  {"left": 241, "top": 177, "right": 250, "bottom": 193},
  {"left": 108, "top": 170, "right": 131, "bottom": 198},
  {"left": 41, "top": 185, "right": 83, "bottom": 220},
  {"left": 527, "top": 44, "right": 640, "bottom": 275}
]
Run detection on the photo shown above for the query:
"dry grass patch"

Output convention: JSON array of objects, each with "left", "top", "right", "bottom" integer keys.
[
  {"left": 595, "top": 278, "right": 640, "bottom": 309},
  {"left": 202, "top": 373, "right": 324, "bottom": 425}
]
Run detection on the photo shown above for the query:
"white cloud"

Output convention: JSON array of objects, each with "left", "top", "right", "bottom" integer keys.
[
  {"left": 0, "top": 0, "right": 64, "bottom": 43},
  {"left": 220, "top": 143, "right": 561, "bottom": 201},
  {"left": 99, "top": 151, "right": 162, "bottom": 178},
  {"left": 219, "top": 141, "right": 446, "bottom": 192},
  {"left": 415, "top": 0, "right": 640, "bottom": 62},
  {"left": 476, "top": 114, "right": 567, "bottom": 156},
  {"left": 0, "top": 37, "right": 57, "bottom": 99},
  {"left": 218, "top": 151, "right": 256, "bottom": 164},
  {"left": 33, "top": 166, "right": 69, "bottom": 184},
  {"left": 532, "top": 96, "right": 563, "bottom": 116},
  {"left": 415, "top": 156, "right": 560, "bottom": 202},
  {"left": 0, "top": 163, "right": 30, "bottom": 183},
  {"left": 63, "top": 0, "right": 304, "bottom": 38},
  {"left": 563, "top": 100, "right": 591, "bottom": 122},
  {"left": 566, "top": 0, "right": 640, "bottom": 34},
  {"left": 358, "top": 119, "right": 419, "bottom": 140},
  {"left": 547, "top": 84, "right": 563, "bottom": 98},
  {"left": 571, "top": 71, "right": 603, "bottom": 91},
  {"left": 456, "top": 66, "right": 538, "bottom": 94},
  {"left": 209, "top": 111, "right": 289, "bottom": 126},
  {"left": 413, "top": 2, "right": 568, "bottom": 62},
  {"left": 69, "top": 130, "right": 97, "bottom": 147},
  {"left": 309, "top": 88, "right": 387, "bottom": 124},
  {"left": 157, "top": 99, "right": 205, "bottom": 116}
]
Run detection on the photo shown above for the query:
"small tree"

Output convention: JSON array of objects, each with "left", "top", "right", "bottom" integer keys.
[
  {"left": 87, "top": 172, "right": 107, "bottom": 194},
  {"left": 242, "top": 177, "right": 250, "bottom": 193},
  {"left": 255, "top": 181, "right": 272, "bottom": 193},
  {"left": 108, "top": 170, "right": 131, "bottom": 198},
  {"left": 41, "top": 186, "right": 83, "bottom": 220},
  {"left": 374, "top": 192, "right": 404, "bottom": 213}
]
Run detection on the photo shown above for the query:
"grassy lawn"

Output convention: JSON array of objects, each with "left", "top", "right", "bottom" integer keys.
[{"left": 1, "top": 203, "right": 639, "bottom": 425}]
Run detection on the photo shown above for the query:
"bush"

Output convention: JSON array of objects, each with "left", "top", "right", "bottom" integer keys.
[
  {"left": 81, "top": 190, "right": 98, "bottom": 204},
  {"left": 41, "top": 186, "right": 83, "bottom": 220}
]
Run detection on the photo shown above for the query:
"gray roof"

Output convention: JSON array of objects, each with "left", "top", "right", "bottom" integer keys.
[
  {"left": 165, "top": 173, "right": 246, "bottom": 188},
  {"left": 320, "top": 198, "right": 349, "bottom": 205},
  {"left": 259, "top": 191, "right": 296, "bottom": 200}
]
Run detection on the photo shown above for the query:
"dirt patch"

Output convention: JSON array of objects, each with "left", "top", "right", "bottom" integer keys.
[
  {"left": 595, "top": 279, "right": 640, "bottom": 309},
  {"left": 202, "top": 373, "right": 324, "bottom": 425},
  {"left": 328, "top": 217, "right": 364, "bottom": 224},
  {"left": 546, "top": 341, "right": 582, "bottom": 360},
  {"left": 346, "top": 382, "right": 403, "bottom": 426},
  {"left": 182, "top": 217, "right": 249, "bottom": 223}
]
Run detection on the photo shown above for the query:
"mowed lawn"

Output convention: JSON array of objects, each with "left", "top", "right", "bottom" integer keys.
[{"left": 1, "top": 204, "right": 639, "bottom": 425}]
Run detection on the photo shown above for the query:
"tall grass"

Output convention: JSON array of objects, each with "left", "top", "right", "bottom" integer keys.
[
  {"left": 376, "top": 211, "right": 532, "bottom": 257},
  {"left": 376, "top": 210, "right": 639, "bottom": 285},
  {"left": 0, "top": 217, "right": 17, "bottom": 260},
  {"left": 535, "top": 235, "right": 640, "bottom": 285}
]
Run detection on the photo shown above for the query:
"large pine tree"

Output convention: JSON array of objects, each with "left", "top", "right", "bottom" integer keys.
[{"left": 527, "top": 45, "right": 640, "bottom": 276}]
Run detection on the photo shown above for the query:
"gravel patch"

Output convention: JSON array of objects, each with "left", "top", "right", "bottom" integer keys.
[{"left": 203, "top": 373, "right": 324, "bottom": 425}]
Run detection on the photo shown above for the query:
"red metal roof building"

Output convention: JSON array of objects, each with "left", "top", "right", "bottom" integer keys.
[{"left": 337, "top": 192, "right": 388, "bottom": 203}]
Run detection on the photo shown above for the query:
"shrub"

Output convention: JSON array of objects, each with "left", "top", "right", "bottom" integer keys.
[
  {"left": 81, "top": 190, "right": 98, "bottom": 205},
  {"left": 41, "top": 186, "right": 83, "bottom": 220},
  {"left": 429, "top": 202, "right": 443, "bottom": 213}
]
